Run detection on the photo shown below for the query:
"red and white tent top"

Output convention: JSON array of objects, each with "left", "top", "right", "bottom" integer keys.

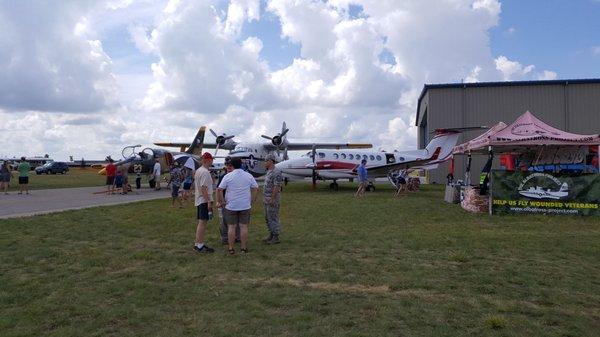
[{"left": 454, "top": 111, "right": 600, "bottom": 154}]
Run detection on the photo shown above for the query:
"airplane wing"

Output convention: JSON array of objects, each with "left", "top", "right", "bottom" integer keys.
[
  {"left": 365, "top": 148, "right": 442, "bottom": 177},
  {"left": 154, "top": 142, "right": 219, "bottom": 149},
  {"left": 276, "top": 143, "right": 373, "bottom": 151}
]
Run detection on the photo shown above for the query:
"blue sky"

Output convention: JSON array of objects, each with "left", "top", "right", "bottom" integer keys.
[
  {"left": 489, "top": 0, "right": 600, "bottom": 79},
  {"left": 99, "top": 0, "right": 600, "bottom": 81},
  {"left": 237, "top": 0, "right": 600, "bottom": 78}
]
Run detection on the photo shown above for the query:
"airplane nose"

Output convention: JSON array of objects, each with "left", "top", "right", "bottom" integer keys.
[{"left": 98, "top": 167, "right": 106, "bottom": 175}]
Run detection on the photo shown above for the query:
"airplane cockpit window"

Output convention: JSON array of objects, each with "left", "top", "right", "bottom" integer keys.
[
  {"left": 318, "top": 152, "right": 325, "bottom": 159},
  {"left": 341, "top": 153, "right": 347, "bottom": 159},
  {"left": 376, "top": 155, "right": 382, "bottom": 161},
  {"left": 348, "top": 154, "right": 354, "bottom": 160},
  {"left": 333, "top": 153, "right": 339, "bottom": 159},
  {"left": 141, "top": 148, "right": 155, "bottom": 159},
  {"left": 369, "top": 155, "right": 375, "bottom": 161}
]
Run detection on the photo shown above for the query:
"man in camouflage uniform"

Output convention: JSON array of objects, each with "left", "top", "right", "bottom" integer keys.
[{"left": 263, "top": 154, "right": 283, "bottom": 244}]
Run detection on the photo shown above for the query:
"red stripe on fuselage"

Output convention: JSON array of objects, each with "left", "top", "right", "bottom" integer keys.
[{"left": 315, "top": 161, "right": 359, "bottom": 170}]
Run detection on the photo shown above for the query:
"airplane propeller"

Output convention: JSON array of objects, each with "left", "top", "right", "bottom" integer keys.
[
  {"left": 261, "top": 122, "right": 290, "bottom": 157},
  {"left": 210, "top": 128, "right": 235, "bottom": 155}
]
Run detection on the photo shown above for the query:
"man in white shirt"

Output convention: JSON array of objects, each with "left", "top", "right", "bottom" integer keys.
[
  {"left": 193, "top": 152, "right": 216, "bottom": 254},
  {"left": 153, "top": 159, "right": 162, "bottom": 190},
  {"left": 216, "top": 157, "right": 258, "bottom": 254}
]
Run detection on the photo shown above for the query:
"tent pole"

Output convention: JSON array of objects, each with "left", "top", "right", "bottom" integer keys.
[
  {"left": 488, "top": 146, "right": 493, "bottom": 215},
  {"left": 465, "top": 152, "right": 472, "bottom": 186}
]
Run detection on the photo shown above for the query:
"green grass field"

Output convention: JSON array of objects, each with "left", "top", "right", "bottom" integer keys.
[
  {"left": 6, "top": 168, "right": 104, "bottom": 191},
  {"left": 5, "top": 168, "right": 153, "bottom": 191},
  {"left": 1, "top": 183, "right": 599, "bottom": 336}
]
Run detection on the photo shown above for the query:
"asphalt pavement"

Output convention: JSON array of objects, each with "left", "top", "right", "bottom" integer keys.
[{"left": 0, "top": 186, "right": 171, "bottom": 219}]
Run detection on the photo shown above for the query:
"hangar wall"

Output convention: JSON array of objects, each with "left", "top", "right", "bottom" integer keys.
[{"left": 416, "top": 80, "right": 600, "bottom": 184}]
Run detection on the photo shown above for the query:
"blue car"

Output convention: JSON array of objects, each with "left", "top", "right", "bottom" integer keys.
[{"left": 35, "top": 162, "right": 69, "bottom": 175}]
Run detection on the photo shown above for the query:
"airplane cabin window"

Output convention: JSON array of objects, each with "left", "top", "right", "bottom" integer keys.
[
  {"left": 376, "top": 155, "right": 382, "bottom": 161},
  {"left": 348, "top": 154, "right": 354, "bottom": 160},
  {"left": 333, "top": 153, "right": 339, "bottom": 159},
  {"left": 341, "top": 153, "right": 347, "bottom": 159},
  {"left": 369, "top": 155, "right": 375, "bottom": 161},
  {"left": 318, "top": 152, "right": 325, "bottom": 159}
]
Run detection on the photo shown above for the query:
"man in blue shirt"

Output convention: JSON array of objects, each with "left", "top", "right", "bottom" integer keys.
[{"left": 355, "top": 159, "right": 368, "bottom": 197}]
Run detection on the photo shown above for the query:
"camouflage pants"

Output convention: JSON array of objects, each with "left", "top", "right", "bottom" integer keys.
[{"left": 264, "top": 201, "right": 281, "bottom": 235}]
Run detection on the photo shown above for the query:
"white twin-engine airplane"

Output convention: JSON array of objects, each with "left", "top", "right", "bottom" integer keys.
[
  {"left": 276, "top": 128, "right": 476, "bottom": 189},
  {"left": 155, "top": 122, "right": 372, "bottom": 177}
]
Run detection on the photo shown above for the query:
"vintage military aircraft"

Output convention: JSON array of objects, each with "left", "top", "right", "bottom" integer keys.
[
  {"left": 276, "top": 127, "right": 485, "bottom": 189},
  {"left": 98, "top": 127, "right": 207, "bottom": 176},
  {"left": 154, "top": 122, "right": 373, "bottom": 177}
]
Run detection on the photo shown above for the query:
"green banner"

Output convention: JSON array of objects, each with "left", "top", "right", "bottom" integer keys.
[{"left": 491, "top": 171, "right": 600, "bottom": 216}]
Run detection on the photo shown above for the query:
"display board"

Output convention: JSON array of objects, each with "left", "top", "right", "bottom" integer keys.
[{"left": 491, "top": 170, "right": 600, "bottom": 216}]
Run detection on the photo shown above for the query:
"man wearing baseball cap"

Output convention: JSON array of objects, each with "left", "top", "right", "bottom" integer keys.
[
  {"left": 193, "top": 152, "right": 216, "bottom": 254},
  {"left": 263, "top": 154, "right": 283, "bottom": 244}
]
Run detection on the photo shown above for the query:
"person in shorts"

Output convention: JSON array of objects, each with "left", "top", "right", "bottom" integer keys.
[
  {"left": 181, "top": 167, "right": 193, "bottom": 204},
  {"left": 169, "top": 163, "right": 183, "bottom": 208},
  {"left": 217, "top": 157, "right": 239, "bottom": 244},
  {"left": 354, "top": 159, "right": 368, "bottom": 197},
  {"left": 17, "top": 157, "right": 31, "bottom": 195},
  {"left": 394, "top": 171, "right": 407, "bottom": 197},
  {"left": 105, "top": 158, "right": 116, "bottom": 195},
  {"left": 217, "top": 157, "right": 258, "bottom": 254},
  {"left": 193, "top": 152, "right": 216, "bottom": 254}
]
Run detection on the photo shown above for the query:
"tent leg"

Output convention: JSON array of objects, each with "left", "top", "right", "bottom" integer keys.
[{"left": 489, "top": 148, "right": 493, "bottom": 215}]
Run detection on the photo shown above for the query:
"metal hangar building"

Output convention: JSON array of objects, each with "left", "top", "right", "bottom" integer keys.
[{"left": 415, "top": 79, "right": 600, "bottom": 184}]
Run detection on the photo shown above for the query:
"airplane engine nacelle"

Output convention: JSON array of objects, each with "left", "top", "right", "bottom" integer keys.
[{"left": 271, "top": 135, "right": 283, "bottom": 146}]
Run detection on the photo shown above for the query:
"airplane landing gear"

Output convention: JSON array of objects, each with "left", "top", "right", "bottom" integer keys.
[
  {"left": 329, "top": 181, "right": 339, "bottom": 190},
  {"left": 284, "top": 177, "right": 289, "bottom": 186}
]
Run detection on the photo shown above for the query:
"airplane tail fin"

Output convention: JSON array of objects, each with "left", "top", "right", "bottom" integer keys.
[
  {"left": 424, "top": 130, "right": 462, "bottom": 162},
  {"left": 185, "top": 126, "right": 206, "bottom": 155}
]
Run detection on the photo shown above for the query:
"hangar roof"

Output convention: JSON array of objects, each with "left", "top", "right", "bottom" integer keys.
[{"left": 415, "top": 78, "right": 600, "bottom": 126}]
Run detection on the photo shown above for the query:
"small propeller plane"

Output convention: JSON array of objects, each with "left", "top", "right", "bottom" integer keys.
[
  {"left": 276, "top": 127, "right": 486, "bottom": 189},
  {"left": 154, "top": 122, "right": 373, "bottom": 177}
]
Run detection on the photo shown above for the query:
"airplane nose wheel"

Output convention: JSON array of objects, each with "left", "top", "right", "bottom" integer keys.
[
  {"left": 329, "top": 181, "right": 339, "bottom": 191},
  {"left": 284, "top": 177, "right": 289, "bottom": 186}
]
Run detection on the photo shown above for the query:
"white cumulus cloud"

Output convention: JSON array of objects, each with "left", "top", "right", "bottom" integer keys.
[
  {"left": 0, "top": 0, "right": 562, "bottom": 160},
  {"left": 0, "top": 1, "right": 117, "bottom": 113}
]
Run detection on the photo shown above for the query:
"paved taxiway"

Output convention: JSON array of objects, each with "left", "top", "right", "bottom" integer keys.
[{"left": 0, "top": 186, "right": 170, "bottom": 219}]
